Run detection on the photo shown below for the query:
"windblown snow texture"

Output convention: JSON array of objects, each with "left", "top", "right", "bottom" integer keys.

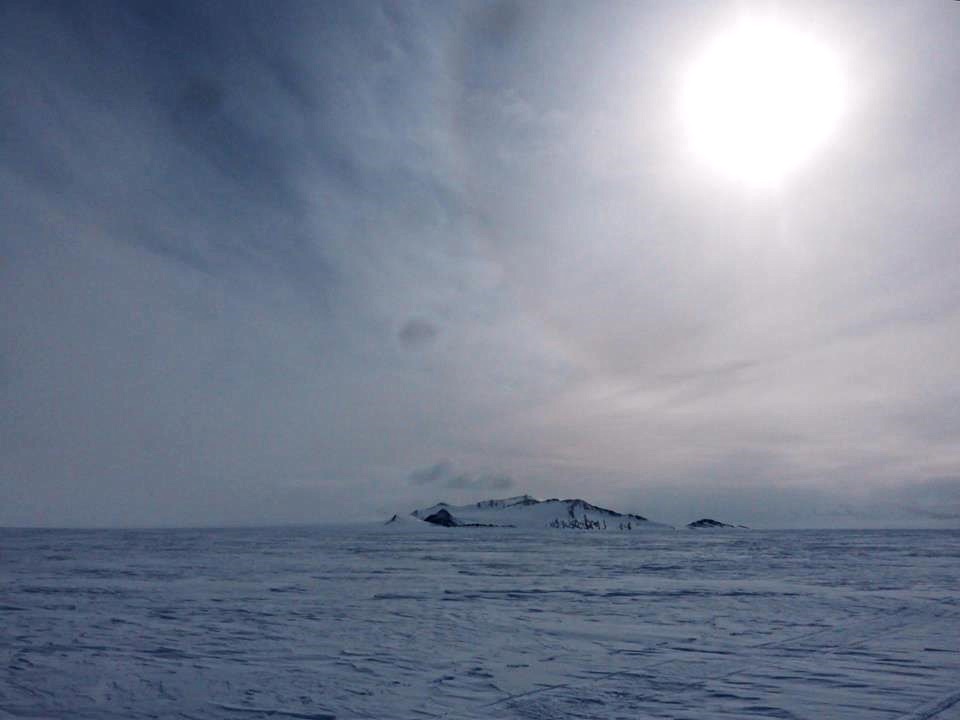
[{"left": 1, "top": 527, "right": 958, "bottom": 719}]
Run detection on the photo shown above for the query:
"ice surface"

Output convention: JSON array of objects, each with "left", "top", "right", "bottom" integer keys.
[{"left": 1, "top": 527, "right": 958, "bottom": 719}]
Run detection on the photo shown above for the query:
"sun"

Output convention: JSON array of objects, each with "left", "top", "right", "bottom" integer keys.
[{"left": 681, "top": 20, "right": 844, "bottom": 186}]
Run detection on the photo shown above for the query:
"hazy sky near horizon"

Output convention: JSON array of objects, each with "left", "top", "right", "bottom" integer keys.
[{"left": 2, "top": 1, "right": 959, "bottom": 528}]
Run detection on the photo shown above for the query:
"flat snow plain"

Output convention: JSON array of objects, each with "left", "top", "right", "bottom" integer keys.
[{"left": 1, "top": 526, "right": 958, "bottom": 719}]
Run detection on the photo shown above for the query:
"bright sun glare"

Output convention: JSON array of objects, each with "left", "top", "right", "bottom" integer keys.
[{"left": 681, "top": 20, "right": 845, "bottom": 186}]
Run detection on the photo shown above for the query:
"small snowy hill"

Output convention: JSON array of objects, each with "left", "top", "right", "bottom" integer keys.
[
  {"left": 409, "top": 495, "right": 673, "bottom": 531},
  {"left": 686, "top": 518, "right": 749, "bottom": 529}
]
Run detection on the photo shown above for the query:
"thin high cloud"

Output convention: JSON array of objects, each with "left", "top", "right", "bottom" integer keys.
[
  {"left": 398, "top": 319, "right": 439, "bottom": 348},
  {"left": 408, "top": 461, "right": 515, "bottom": 492},
  {"left": 1, "top": 1, "right": 958, "bottom": 526}
]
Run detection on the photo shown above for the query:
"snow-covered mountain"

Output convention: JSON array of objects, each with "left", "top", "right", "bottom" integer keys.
[{"left": 407, "top": 494, "right": 673, "bottom": 531}]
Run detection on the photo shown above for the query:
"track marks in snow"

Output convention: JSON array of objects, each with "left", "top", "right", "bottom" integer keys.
[
  {"left": 903, "top": 690, "right": 960, "bottom": 720},
  {"left": 472, "top": 596, "right": 960, "bottom": 719},
  {"left": 210, "top": 704, "right": 336, "bottom": 719},
  {"left": 3, "top": 527, "right": 958, "bottom": 719}
]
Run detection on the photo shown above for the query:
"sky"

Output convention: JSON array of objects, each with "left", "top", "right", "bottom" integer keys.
[{"left": 2, "top": 1, "right": 959, "bottom": 528}]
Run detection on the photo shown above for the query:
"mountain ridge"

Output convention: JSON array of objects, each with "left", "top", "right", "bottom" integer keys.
[
  {"left": 686, "top": 518, "right": 749, "bottom": 530},
  {"left": 406, "top": 495, "right": 673, "bottom": 531}
]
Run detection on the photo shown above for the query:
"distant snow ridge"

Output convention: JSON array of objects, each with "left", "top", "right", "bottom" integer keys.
[
  {"left": 409, "top": 495, "right": 673, "bottom": 531},
  {"left": 686, "top": 518, "right": 749, "bottom": 529}
]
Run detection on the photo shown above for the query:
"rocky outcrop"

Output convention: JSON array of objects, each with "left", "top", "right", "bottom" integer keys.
[
  {"left": 687, "top": 518, "right": 748, "bottom": 529},
  {"left": 423, "top": 509, "right": 459, "bottom": 527}
]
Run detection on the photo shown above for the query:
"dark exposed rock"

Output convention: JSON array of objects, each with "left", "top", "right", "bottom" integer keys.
[
  {"left": 423, "top": 509, "right": 459, "bottom": 527},
  {"left": 687, "top": 518, "right": 747, "bottom": 529},
  {"left": 476, "top": 495, "right": 537, "bottom": 509},
  {"left": 561, "top": 498, "right": 647, "bottom": 522},
  {"left": 420, "top": 508, "right": 509, "bottom": 528}
]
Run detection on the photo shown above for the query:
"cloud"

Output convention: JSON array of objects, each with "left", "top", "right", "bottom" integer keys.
[
  {"left": 408, "top": 461, "right": 515, "bottom": 492},
  {"left": 894, "top": 476, "right": 960, "bottom": 521},
  {"left": 2, "top": 2, "right": 959, "bottom": 527},
  {"left": 398, "top": 318, "right": 439, "bottom": 348}
]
